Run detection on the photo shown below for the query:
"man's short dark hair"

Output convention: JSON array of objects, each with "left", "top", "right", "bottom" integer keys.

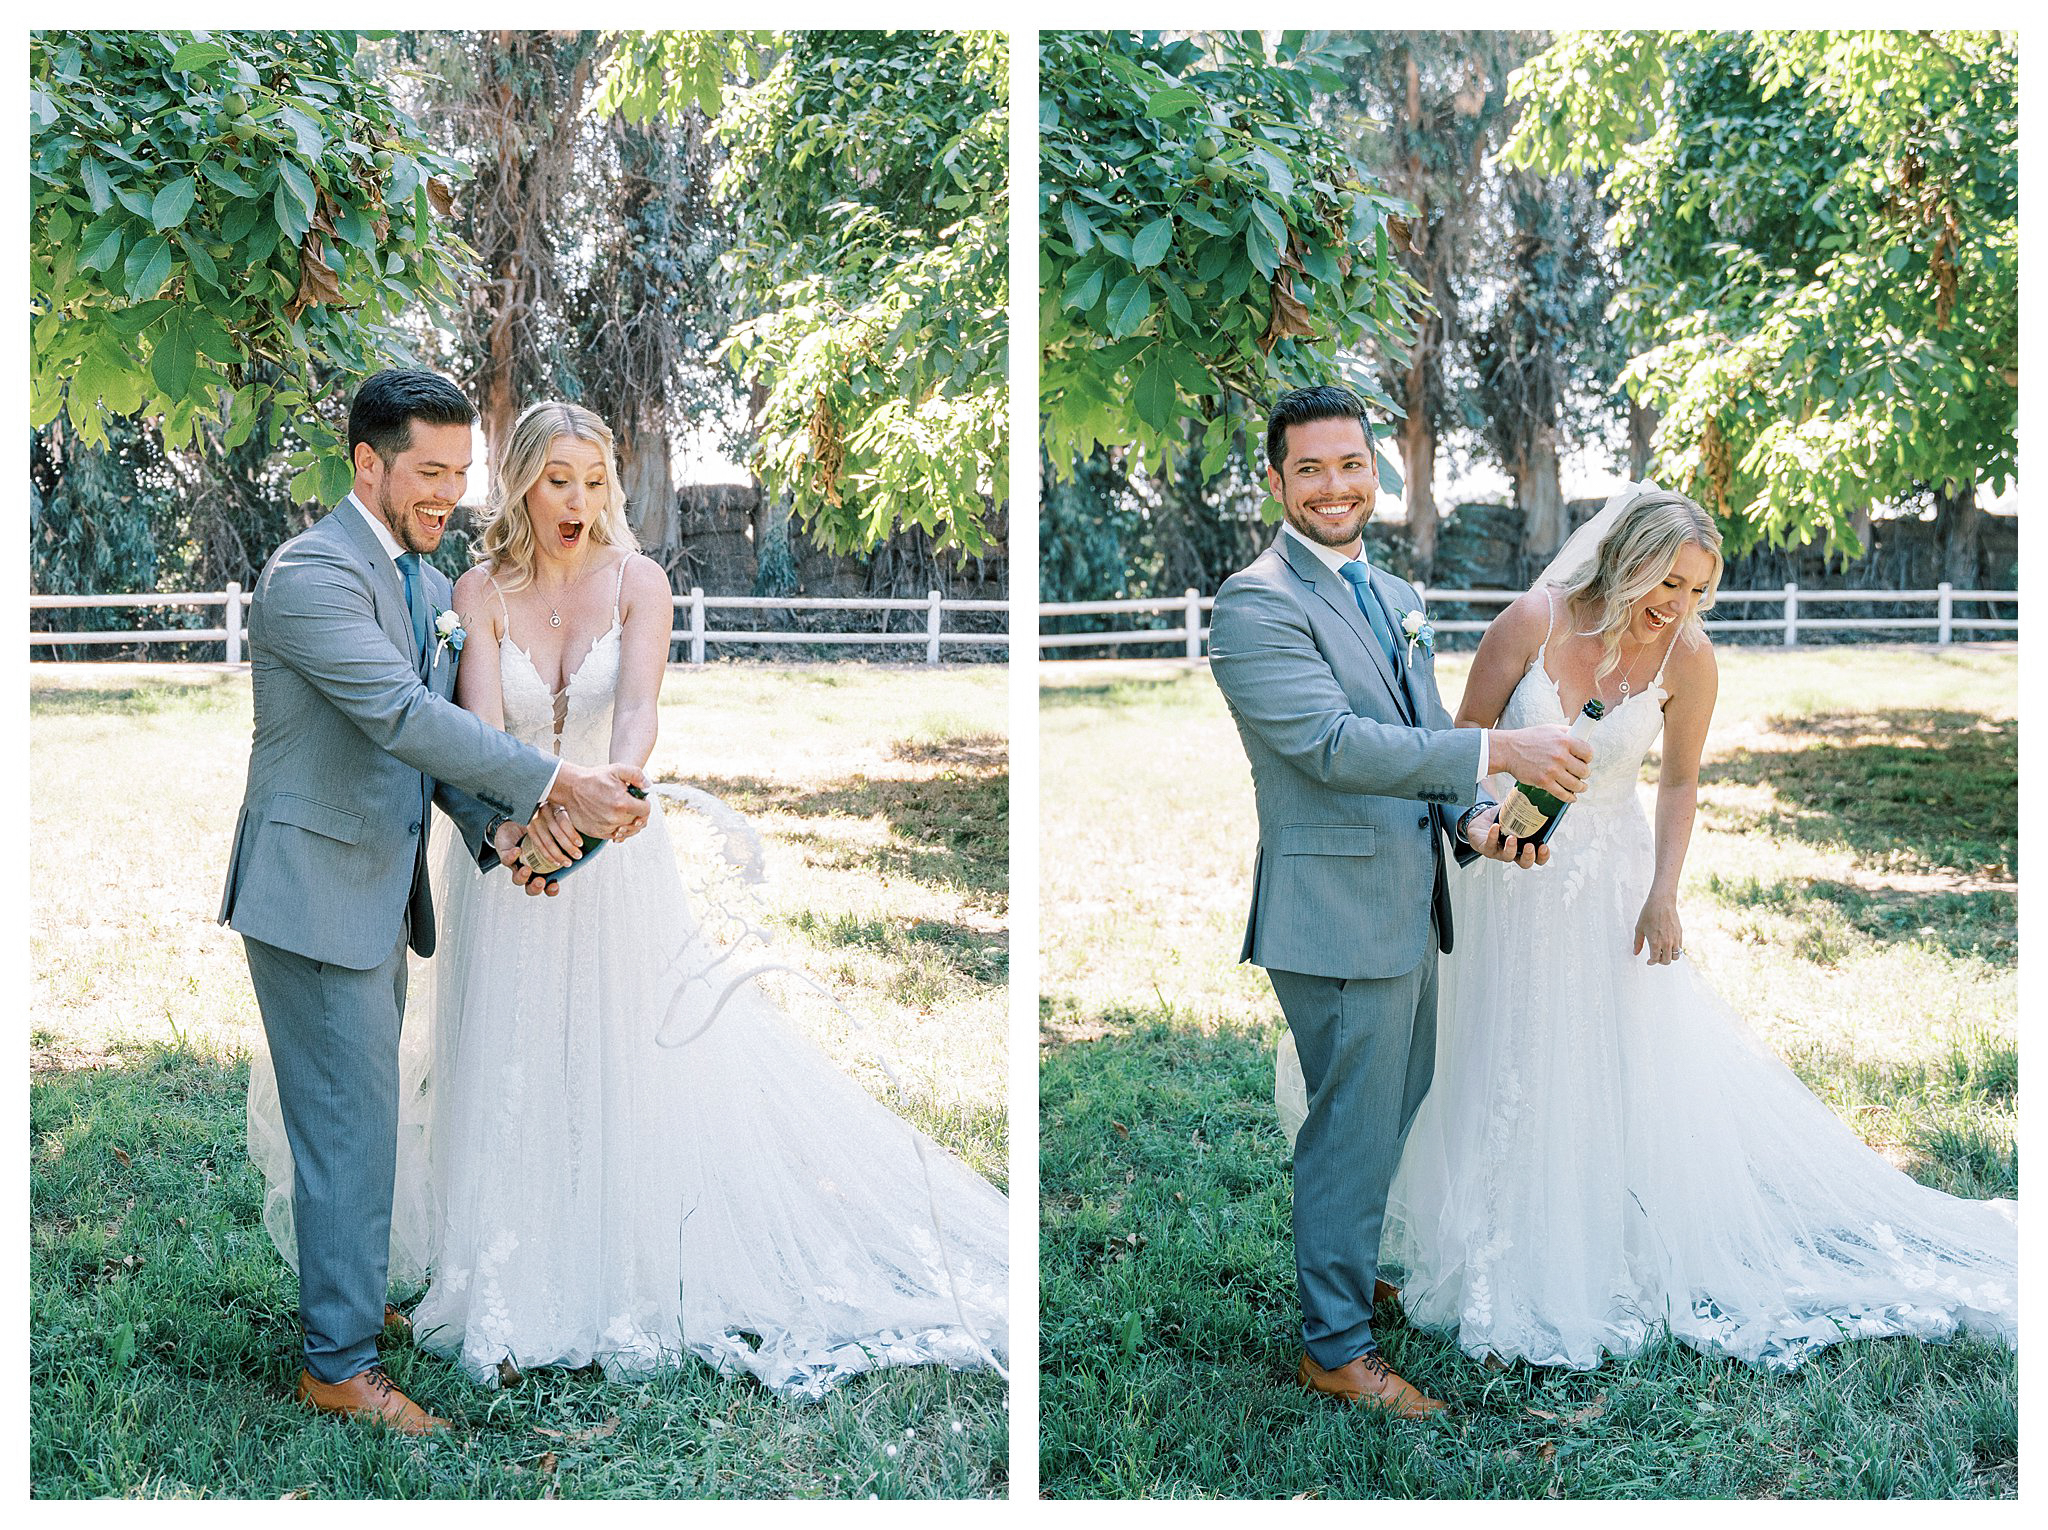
[
  {"left": 1266, "top": 384, "right": 1373, "bottom": 469},
  {"left": 348, "top": 370, "right": 475, "bottom": 464}
]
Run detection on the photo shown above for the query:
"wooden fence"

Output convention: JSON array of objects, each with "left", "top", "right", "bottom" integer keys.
[
  {"left": 1039, "top": 584, "right": 2019, "bottom": 657},
  {"left": 28, "top": 588, "right": 1010, "bottom": 665}
]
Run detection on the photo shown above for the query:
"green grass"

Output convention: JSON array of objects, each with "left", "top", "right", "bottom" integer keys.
[
  {"left": 1039, "top": 647, "right": 2017, "bottom": 1500},
  {"left": 30, "top": 661, "right": 1008, "bottom": 1499}
]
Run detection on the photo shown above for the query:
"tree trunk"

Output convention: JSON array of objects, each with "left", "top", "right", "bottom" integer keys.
[
  {"left": 1400, "top": 358, "right": 1438, "bottom": 582},
  {"left": 1515, "top": 426, "right": 1566, "bottom": 569},
  {"left": 1628, "top": 397, "right": 1659, "bottom": 481},
  {"left": 1937, "top": 479, "right": 1982, "bottom": 588},
  {"left": 618, "top": 419, "right": 676, "bottom": 558}
]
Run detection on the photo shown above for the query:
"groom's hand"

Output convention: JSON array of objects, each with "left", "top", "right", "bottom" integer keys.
[
  {"left": 1464, "top": 805, "right": 1549, "bottom": 869},
  {"left": 549, "top": 761, "right": 651, "bottom": 840},
  {"left": 1490, "top": 725, "right": 1593, "bottom": 803}
]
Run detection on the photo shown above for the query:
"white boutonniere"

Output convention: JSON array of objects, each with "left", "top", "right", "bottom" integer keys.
[
  {"left": 432, "top": 608, "right": 466, "bottom": 668},
  {"left": 1401, "top": 607, "right": 1435, "bottom": 668}
]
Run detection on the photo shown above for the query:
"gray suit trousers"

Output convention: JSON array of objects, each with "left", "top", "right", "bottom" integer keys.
[
  {"left": 244, "top": 931, "right": 408, "bottom": 1383},
  {"left": 1270, "top": 943, "right": 1439, "bottom": 1369}
]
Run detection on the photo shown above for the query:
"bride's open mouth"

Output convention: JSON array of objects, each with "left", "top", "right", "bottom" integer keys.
[
  {"left": 1644, "top": 606, "right": 1674, "bottom": 631},
  {"left": 558, "top": 519, "right": 584, "bottom": 548}
]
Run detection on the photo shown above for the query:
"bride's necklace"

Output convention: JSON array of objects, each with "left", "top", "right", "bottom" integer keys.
[
  {"left": 535, "top": 558, "right": 596, "bottom": 629},
  {"left": 1613, "top": 637, "right": 1656, "bottom": 702}
]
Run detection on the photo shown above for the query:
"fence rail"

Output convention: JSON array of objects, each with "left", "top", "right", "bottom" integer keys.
[
  {"left": 28, "top": 587, "right": 1010, "bottom": 665},
  {"left": 1040, "top": 583, "right": 2019, "bottom": 657}
]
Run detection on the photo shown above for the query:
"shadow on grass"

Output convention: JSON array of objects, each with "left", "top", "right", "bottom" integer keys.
[
  {"left": 31, "top": 1038, "right": 1008, "bottom": 1498},
  {"left": 687, "top": 738, "right": 1006, "bottom": 906},
  {"left": 1700, "top": 710, "right": 2016, "bottom": 879},
  {"left": 1703, "top": 873, "right": 2015, "bottom": 967},
  {"left": 1038, "top": 1009, "right": 2017, "bottom": 1499}
]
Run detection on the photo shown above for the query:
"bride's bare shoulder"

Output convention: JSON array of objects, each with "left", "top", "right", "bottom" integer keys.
[{"left": 1481, "top": 586, "right": 1554, "bottom": 650}]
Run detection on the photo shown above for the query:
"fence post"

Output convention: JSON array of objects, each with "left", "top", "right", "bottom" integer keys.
[
  {"left": 1783, "top": 582, "right": 1799, "bottom": 647},
  {"left": 224, "top": 582, "right": 242, "bottom": 664},
  {"left": 1185, "top": 588, "right": 1202, "bottom": 659},
  {"left": 688, "top": 588, "right": 706, "bottom": 665},
  {"left": 1937, "top": 581, "right": 1954, "bottom": 645},
  {"left": 926, "top": 590, "right": 944, "bottom": 665}
]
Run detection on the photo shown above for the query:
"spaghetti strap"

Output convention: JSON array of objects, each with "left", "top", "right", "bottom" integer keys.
[
  {"left": 484, "top": 571, "right": 512, "bottom": 636},
  {"left": 1651, "top": 623, "right": 1683, "bottom": 689},
  {"left": 611, "top": 556, "right": 629, "bottom": 624},
  {"left": 1536, "top": 587, "right": 1559, "bottom": 662}
]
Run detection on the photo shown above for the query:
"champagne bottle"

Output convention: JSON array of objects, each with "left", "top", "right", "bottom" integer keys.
[
  {"left": 522, "top": 784, "right": 648, "bottom": 883},
  {"left": 1498, "top": 698, "right": 1604, "bottom": 845}
]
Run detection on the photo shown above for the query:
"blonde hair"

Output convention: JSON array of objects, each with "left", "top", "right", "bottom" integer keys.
[
  {"left": 473, "top": 401, "right": 637, "bottom": 591},
  {"left": 1556, "top": 489, "right": 1724, "bottom": 684}
]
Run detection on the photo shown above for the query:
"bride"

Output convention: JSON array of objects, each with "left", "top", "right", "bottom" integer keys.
[
  {"left": 1279, "top": 485, "right": 2016, "bottom": 1372},
  {"left": 253, "top": 401, "right": 1007, "bottom": 1398}
]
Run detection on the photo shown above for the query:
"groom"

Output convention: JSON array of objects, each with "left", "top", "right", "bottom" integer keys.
[
  {"left": 218, "top": 370, "right": 649, "bottom": 1432},
  {"left": 1209, "top": 385, "right": 1590, "bottom": 1416}
]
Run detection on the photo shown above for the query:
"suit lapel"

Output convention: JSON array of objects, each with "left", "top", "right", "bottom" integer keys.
[
  {"left": 332, "top": 502, "right": 417, "bottom": 665},
  {"left": 1277, "top": 533, "right": 1411, "bottom": 719}
]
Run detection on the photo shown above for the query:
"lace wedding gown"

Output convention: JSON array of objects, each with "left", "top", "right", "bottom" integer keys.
[
  {"left": 1277, "top": 618, "right": 2017, "bottom": 1372},
  {"left": 250, "top": 592, "right": 1007, "bottom": 1397}
]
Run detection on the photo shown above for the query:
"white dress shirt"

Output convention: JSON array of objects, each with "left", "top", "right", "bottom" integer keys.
[{"left": 1281, "top": 521, "right": 1490, "bottom": 780}]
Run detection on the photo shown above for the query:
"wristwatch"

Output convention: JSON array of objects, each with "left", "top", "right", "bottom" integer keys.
[{"left": 483, "top": 812, "right": 512, "bottom": 860}]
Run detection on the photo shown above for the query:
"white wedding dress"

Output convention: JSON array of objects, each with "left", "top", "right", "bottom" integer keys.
[
  {"left": 1277, "top": 611, "right": 2017, "bottom": 1372},
  {"left": 250, "top": 590, "right": 1007, "bottom": 1398}
]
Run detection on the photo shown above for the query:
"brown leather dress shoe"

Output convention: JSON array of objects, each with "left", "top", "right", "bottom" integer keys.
[
  {"left": 295, "top": 1366, "right": 448, "bottom": 1435},
  {"left": 1298, "top": 1350, "right": 1447, "bottom": 1418}
]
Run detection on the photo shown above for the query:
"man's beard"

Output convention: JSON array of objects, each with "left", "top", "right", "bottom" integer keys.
[
  {"left": 1285, "top": 495, "right": 1369, "bottom": 548},
  {"left": 375, "top": 482, "right": 443, "bottom": 555}
]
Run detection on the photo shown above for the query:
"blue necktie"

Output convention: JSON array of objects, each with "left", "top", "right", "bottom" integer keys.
[
  {"left": 396, "top": 552, "right": 429, "bottom": 667},
  {"left": 1338, "top": 559, "right": 1401, "bottom": 676}
]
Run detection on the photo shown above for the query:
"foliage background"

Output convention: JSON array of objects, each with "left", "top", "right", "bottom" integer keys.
[
  {"left": 1038, "top": 29, "right": 2017, "bottom": 608},
  {"left": 30, "top": 28, "right": 1010, "bottom": 649}
]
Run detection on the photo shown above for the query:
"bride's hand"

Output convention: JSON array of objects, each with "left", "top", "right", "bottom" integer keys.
[
  {"left": 1634, "top": 896, "right": 1684, "bottom": 965},
  {"left": 521, "top": 803, "right": 583, "bottom": 872},
  {"left": 1464, "top": 804, "right": 1550, "bottom": 869}
]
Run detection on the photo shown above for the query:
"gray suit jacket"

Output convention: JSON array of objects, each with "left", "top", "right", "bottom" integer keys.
[
  {"left": 1209, "top": 533, "right": 1488, "bottom": 982},
  {"left": 218, "top": 504, "right": 560, "bottom": 969}
]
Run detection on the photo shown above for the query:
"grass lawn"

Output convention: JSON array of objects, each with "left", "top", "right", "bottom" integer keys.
[
  {"left": 1039, "top": 646, "right": 2016, "bottom": 1500},
  {"left": 30, "top": 661, "right": 1008, "bottom": 1500}
]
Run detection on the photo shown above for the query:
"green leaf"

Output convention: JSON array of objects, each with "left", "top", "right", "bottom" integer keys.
[
  {"left": 1143, "top": 87, "right": 1203, "bottom": 118},
  {"left": 199, "top": 159, "right": 258, "bottom": 198},
  {"left": 1062, "top": 264, "right": 1105, "bottom": 312},
  {"left": 1132, "top": 214, "right": 1175, "bottom": 270},
  {"left": 80, "top": 158, "right": 115, "bottom": 214},
  {"left": 121, "top": 234, "right": 173, "bottom": 299},
  {"left": 1061, "top": 199, "right": 1096, "bottom": 255},
  {"left": 220, "top": 198, "right": 261, "bottom": 243},
  {"left": 277, "top": 158, "right": 317, "bottom": 219},
  {"left": 1105, "top": 272, "right": 1153, "bottom": 338},
  {"left": 1245, "top": 219, "right": 1279, "bottom": 277},
  {"left": 150, "top": 176, "right": 197, "bottom": 232},
  {"left": 150, "top": 315, "right": 196, "bottom": 398},
  {"left": 171, "top": 41, "right": 231, "bottom": 72},
  {"left": 80, "top": 220, "right": 126, "bottom": 273}
]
